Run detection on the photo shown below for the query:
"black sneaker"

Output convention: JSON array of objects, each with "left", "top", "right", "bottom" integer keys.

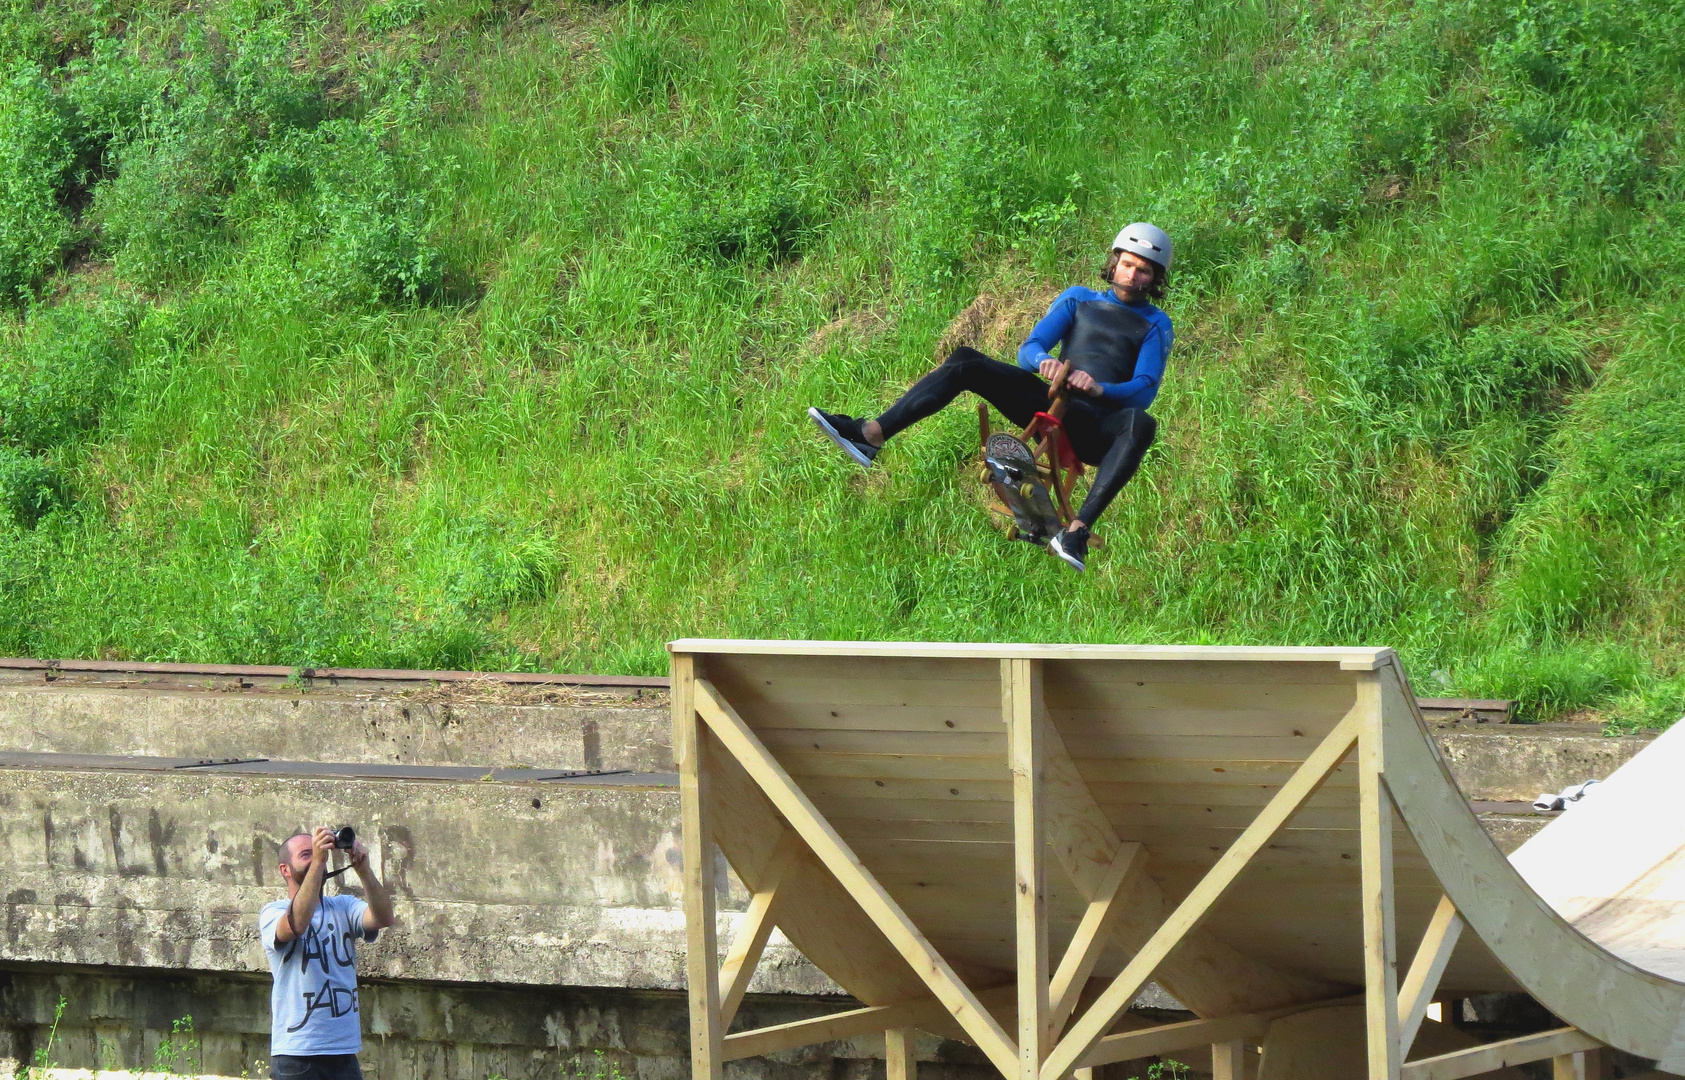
[
  {"left": 1049, "top": 524, "right": 1090, "bottom": 572},
  {"left": 808, "top": 407, "right": 879, "bottom": 468}
]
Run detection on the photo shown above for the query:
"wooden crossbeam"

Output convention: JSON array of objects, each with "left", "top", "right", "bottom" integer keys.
[
  {"left": 718, "top": 828, "right": 806, "bottom": 1029},
  {"left": 1040, "top": 704, "right": 1365, "bottom": 1080},
  {"left": 723, "top": 1000, "right": 939, "bottom": 1061},
  {"left": 693, "top": 679, "right": 1022, "bottom": 1079},
  {"left": 720, "top": 985, "right": 1016, "bottom": 1061},
  {"left": 1076, "top": 994, "right": 1363, "bottom": 1068},
  {"left": 1048, "top": 842, "right": 1145, "bottom": 1034},
  {"left": 1396, "top": 895, "right": 1463, "bottom": 1056},
  {"left": 1400, "top": 1027, "right": 1601, "bottom": 1080}
]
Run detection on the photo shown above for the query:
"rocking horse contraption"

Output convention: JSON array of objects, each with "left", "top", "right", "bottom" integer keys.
[{"left": 977, "top": 359, "right": 1094, "bottom": 548}]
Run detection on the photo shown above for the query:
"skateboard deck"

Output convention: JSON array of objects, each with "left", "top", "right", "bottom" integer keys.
[{"left": 982, "top": 433, "right": 1062, "bottom": 544}]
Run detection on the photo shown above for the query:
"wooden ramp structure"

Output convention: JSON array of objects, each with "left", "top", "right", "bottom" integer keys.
[{"left": 669, "top": 641, "right": 1685, "bottom": 1080}]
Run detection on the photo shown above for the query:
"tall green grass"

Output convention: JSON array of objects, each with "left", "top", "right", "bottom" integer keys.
[{"left": 1, "top": 0, "right": 1682, "bottom": 727}]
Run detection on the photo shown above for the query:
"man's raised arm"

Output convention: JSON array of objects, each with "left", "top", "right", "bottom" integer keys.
[
  {"left": 274, "top": 826, "right": 336, "bottom": 943},
  {"left": 352, "top": 839, "right": 395, "bottom": 931}
]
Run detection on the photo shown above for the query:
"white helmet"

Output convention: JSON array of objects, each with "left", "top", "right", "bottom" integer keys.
[{"left": 1111, "top": 222, "right": 1173, "bottom": 273}]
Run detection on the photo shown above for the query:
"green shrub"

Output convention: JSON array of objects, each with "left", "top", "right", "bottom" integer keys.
[
  {"left": 0, "top": 446, "right": 65, "bottom": 527},
  {"left": 242, "top": 119, "right": 442, "bottom": 304},
  {"left": 0, "top": 66, "right": 78, "bottom": 300},
  {"left": 95, "top": 135, "right": 230, "bottom": 286},
  {"left": 0, "top": 303, "right": 135, "bottom": 452}
]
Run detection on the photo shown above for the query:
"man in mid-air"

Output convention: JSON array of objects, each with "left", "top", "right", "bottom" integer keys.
[
  {"left": 260, "top": 827, "right": 396, "bottom": 1080},
  {"left": 809, "top": 223, "right": 1174, "bottom": 572}
]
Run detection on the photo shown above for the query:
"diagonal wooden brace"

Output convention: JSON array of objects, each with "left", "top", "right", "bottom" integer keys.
[
  {"left": 718, "top": 828, "right": 807, "bottom": 1029},
  {"left": 1396, "top": 894, "right": 1463, "bottom": 1057},
  {"left": 693, "top": 679, "right": 1022, "bottom": 1079},
  {"left": 1040, "top": 704, "right": 1365, "bottom": 1080},
  {"left": 1048, "top": 841, "right": 1146, "bottom": 1035}
]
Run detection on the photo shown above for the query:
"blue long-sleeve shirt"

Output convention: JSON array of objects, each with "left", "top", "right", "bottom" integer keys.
[{"left": 1016, "top": 287, "right": 1173, "bottom": 408}]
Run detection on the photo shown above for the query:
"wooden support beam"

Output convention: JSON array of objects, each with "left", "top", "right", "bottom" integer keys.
[
  {"left": 1553, "top": 1049, "right": 1610, "bottom": 1080},
  {"left": 1041, "top": 705, "right": 1365, "bottom": 1080},
  {"left": 722, "top": 985, "right": 1017, "bottom": 1061},
  {"left": 1077, "top": 995, "right": 1362, "bottom": 1069},
  {"left": 1359, "top": 675, "right": 1401, "bottom": 1080},
  {"left": 1396, "top": 895, "right": 1462, "bottom": 1057},
  {"left": 1400, "top": 1028, "right": 1600, "bottom": 1080},
  {"left": 718, "top": 828, "right": 806, "bottom": 1029},
  {"left": 724, "top": 1001, "right": 937, "bottom": 1061},
  {"left": 1038, "top": 715, "right": 1334, "bottom": 1018},
  {"left": 1006, "top": 658, "right": 1051, "bottom": 1080},
  {"left": 694, "top": 679, "right": 1022, "bottom": 1079},
  {"left": 1211, "top": 1038, "right": 1246, "bottom": 1080},
  {"left": 1048, "top": 842, "right": 1145, "bottom": 1034},
  {"left": 674, "top": 654, "right": 722, "bottom": 1080},
  {"left": 886, "top": 1028, "right": 917, "bottom": 1080}
]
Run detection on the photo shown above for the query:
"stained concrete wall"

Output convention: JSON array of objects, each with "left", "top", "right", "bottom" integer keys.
[
  {"left": 1431, "top": 723, "right": 1655, "bottom": 802},
  {"left": 0, "top": 766, "right": 839, "bottom": 993}
]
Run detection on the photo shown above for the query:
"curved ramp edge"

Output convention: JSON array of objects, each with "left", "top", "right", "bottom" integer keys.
[{"left": 1378, "top": 665, "right": 1685, "bottom": 1068}]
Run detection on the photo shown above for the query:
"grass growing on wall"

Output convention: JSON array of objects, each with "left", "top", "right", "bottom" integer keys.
[{"left": 1, "top": 0, "right": 1683, "bottom": 727}]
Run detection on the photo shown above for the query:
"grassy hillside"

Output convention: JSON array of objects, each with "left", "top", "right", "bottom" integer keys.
[{"left": 2, "top": 0, "right": 1683, "bottom": 727}]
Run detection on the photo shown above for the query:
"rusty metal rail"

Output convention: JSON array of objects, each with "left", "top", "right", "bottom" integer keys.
[{"left": 0, "top": 656, "right": 669, "bottom": 695}]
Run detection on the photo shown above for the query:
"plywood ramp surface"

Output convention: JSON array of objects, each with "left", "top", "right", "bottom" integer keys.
[
  {"left": 673, "top": 640, "right": 1685, "bottom": 1075},
  {"left": 1510, "top": 720, "right": 1685, "bottom": 982}
]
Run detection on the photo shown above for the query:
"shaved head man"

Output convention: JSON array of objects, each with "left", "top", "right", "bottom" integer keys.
[{"left": 259, "top": 827, "right": 395, "bottom": 1080}]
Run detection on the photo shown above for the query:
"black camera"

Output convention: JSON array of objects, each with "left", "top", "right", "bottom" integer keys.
[{"left": 334, "top": 826, "right": 356, "bottom": 850}]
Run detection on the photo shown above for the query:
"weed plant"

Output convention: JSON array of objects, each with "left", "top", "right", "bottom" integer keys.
[{"left": 1, "top": 0, "right": 1683, "bottom": 727}]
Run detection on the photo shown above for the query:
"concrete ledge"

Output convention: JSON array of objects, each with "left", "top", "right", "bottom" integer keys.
[
  {"left": 1433, "top": 724, "right": 1657, "bottom": 802},
  {"left": 0, "top": 687, "right": 672, "bottom": 773},
  {"left": 0, "top": 683, "right": 1659, "bottom": 803}
]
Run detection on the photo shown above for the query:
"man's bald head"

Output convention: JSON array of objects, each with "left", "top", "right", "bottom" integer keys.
[{"left": 277, "top": 832, "right": 316, "bottom": 888}]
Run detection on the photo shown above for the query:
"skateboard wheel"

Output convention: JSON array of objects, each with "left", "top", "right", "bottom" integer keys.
[
  {"left": 1020, "top": 482, "right": 1035, "bottom": 498},
  {"left": 1006, "top": 526, "right": 1020, "bottom": 541}
]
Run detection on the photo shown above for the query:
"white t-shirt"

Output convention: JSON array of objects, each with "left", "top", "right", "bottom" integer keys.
[{"left": 259, "top": 894, "right": 376, "bottom": 1056}]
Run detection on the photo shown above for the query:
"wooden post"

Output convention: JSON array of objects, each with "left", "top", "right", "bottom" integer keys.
[
  {"left": 1211, "top": 1037, "right": 1246, "bottom": 1080},
  {"left": 1006, "top": 658, "right": 1051, "bottom": 1080},
  {"left": 886, "top": 1028, "right": 917, "bottom": 1080},
  {"left": 1358, "top": 675, "right": 1401, "bottom": 1080},
  {"left": 1553, "top": 1049, "right": 1610, "bottom": 1080},
  {"left": 675, "top": 653, "right": 722, "bottom": 1080}
]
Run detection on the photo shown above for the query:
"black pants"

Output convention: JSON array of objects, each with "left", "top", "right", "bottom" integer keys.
[
  {"left": 271, "top": 1055, "right": 364, "bottom": 1080},
  {"left": 876, "top": 347, "right": 1158, "bottom": 526}
]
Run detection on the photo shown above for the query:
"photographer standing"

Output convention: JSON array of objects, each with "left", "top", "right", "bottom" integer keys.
[{"left": 260, "top": 827, "right": 395, "bottom": 1080}]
